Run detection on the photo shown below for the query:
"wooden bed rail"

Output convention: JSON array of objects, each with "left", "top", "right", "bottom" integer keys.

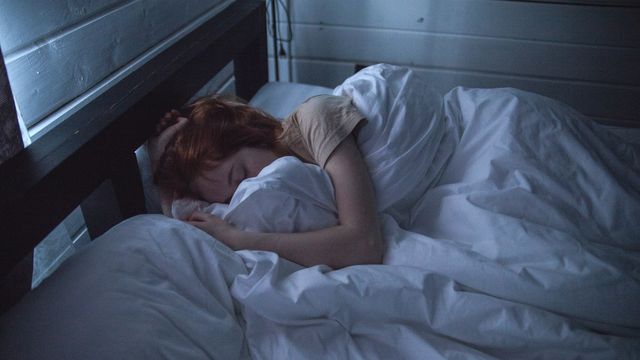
[{"left": 0, "top": 0, "right": 267, "bottom": 311}]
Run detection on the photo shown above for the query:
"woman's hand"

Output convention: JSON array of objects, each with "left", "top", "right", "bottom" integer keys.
[
  {"left": 187, "top": 211, "right": 242, "bottom": 249},
  {"left": 148, "top": 110, "right": 188, "bottom": 172}
]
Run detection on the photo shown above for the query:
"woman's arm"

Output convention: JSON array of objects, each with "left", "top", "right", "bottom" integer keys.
[
  {"left": 147, "top": 110, "right": 188, "bottom": 217},
  {"left": 188, "top": 135, "right": 383, "bottom": 269}
]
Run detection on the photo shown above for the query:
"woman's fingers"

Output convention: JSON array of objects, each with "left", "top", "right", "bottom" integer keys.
[
  {"left": 188, "top": 220, "right": 208, "bottom": 232},
  {"left": 148, "top": 112, "right": 188, "bottom": 170},
  {"left": 155, "top": 110, "right": 184, "bottom": 135},
  {"left": 187, "top": 211, "right": 233, "bottom": 230},
  {"left": 188, "top": 211, "right": 209, "bottom": 222},
  {"left": 159, "top": 117, "right": 188, "bottom": 139},
  {"left": 186, "top": 211, "right": 239, "bottom": 249},
  {"left": 154, "top": 117, "right": 188, "bottom": 148},
  {"left": 188, "top": 211, "right": 222, "bottom": 223}
]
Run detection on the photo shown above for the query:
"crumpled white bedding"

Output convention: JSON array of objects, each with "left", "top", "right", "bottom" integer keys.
[
  {"left": 171, "top": 156, "right": 338, "bottom": 234},
  {"left": 2, "top": 64, "right": 639, "bottom": 359}
]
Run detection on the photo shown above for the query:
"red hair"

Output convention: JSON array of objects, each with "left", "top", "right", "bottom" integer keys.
[{"left": 154, "top": 95, "right": 283, "bottom": 198}]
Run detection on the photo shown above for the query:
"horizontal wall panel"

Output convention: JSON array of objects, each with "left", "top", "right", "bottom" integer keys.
[
  {"left": 3, "top": 0, "right": 230, "bottom": 127},
  {"left": 274, "top": 0, "right": 640, "bottom": 126},
  {"left": 286, "top": 0, "right": 640, "bottom": 48},
  {"left": 521, "top": 1, "right": 640, "bottom": 7},
  {"left": 289, "top": 59, "right": 640, "bottom": 125},
  {"left": 277, "top": 59, "right": 349, "bottom": 88},
  {"left": 282, "top": 24, "right": 640, "bottom": 86},
  {"left": 0, "top": 0, "right": 125, "bottom": 55}
]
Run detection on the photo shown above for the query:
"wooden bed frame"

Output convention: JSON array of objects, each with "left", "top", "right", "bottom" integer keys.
[{"left": 0, "top": 0, "right": 268, "bottom": 313}]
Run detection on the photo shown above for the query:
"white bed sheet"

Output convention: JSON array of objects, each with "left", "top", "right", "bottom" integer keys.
[{"left": 2, "top": 65, "right": 639, "bottom": 359}]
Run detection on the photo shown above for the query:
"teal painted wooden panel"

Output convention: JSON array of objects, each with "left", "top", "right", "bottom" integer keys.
[
  {"left": 289, "top": 59, "right": 640, "bottom": 125},
  {"left": 281, "top": 24, "right": 640, "bottom": 86},
  {"left": 273, "top": 0, "right": 640, "bottom": 124},
  {"left": 286, "top": 0, "right": 640, "bottom": 47},
  {"left": 0, "top": 0, "right": 124, "bottom": 55},
  {"left": 0, "top": 0, "right": 232, "bottom": 128}
]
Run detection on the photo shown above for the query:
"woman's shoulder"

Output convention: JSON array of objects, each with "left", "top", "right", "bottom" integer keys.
[
  {"left": 280, "top": 94, "right": 365, "bottom": 168},
  {"left": 285, "top": 95, "right": 362, "bottom": 126},
  {"left": 294, "top": 95, "right": 353, "bottom": 117}
]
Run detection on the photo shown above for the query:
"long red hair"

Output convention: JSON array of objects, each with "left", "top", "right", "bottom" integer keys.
[{"left": 154, "top": 95, "right": 283, "bottom": 198}]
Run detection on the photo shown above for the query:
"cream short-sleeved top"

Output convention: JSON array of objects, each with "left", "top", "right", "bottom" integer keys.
[{"left": 279, "top": 95, "right": 366, "bottom": 168}]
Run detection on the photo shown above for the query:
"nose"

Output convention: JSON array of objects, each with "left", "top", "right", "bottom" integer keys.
[
  {"left": 231, "top": 162, "right": 246, "bottom": 189},
  {"left": 225, "top": 177, "right": 242, "bottom": 204}
]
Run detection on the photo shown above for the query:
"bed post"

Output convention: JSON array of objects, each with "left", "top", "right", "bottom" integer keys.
[
  {"left": 234, "top": 10, "right": 268, "bottom": 101},
  {"left": 81, "top": 150, "right": 146, "bottom": 239},
  {"left": 110, "top": 152, "right": 146, "bottom": 218}
]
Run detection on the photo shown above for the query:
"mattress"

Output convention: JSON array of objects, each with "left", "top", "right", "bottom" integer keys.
[{"left": 5, "top": 66, "right": 639, "bottom": 359}]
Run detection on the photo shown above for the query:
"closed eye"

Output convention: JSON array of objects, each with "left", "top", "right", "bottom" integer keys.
[
  {"left": 224, "top": 163, "right": 241, "bottom": 203},
  {"left": 230, "top": 162, "right": 245, "bottom": 187},
  {"left": 228, "top": 162, "right": 234, "bottom": 188}
]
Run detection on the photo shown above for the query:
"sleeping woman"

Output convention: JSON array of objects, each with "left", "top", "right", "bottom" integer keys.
[{"left": 148, "top": 95, "right": 383, "bottom": 269}]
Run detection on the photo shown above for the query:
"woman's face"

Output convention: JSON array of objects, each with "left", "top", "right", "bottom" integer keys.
[{"left": 190, "top": 147, "right": 278, "bottom": 203}]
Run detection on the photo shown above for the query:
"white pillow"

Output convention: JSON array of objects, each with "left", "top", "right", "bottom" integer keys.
[{"left": 249, "top": 82, "right": 333, "bottom": 120}]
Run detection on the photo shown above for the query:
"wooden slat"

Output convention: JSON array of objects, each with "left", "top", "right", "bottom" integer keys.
[
  {"left": 518, "top": 1, "right": 640, "bottom": 7},
  {"left": 283, "top": 24, "right": 640, "bottom": 87},
  {"left": 81, "top": 180, "right": 124, "bottom": 240},
  {"left": 0, "top": 0, "right": 267, "bottom": 283},
  {"left": 286, "top": 0, "right": 640, "bottom": 47},
  {"left": 235, "top": 35, "right": 269, "bottom": 101},
  {"left": 0, "top": 254, "right": 32, "bottom": 315},
  {"left": 277, "top": 0, "right": 640, "bottom": 126},
  {"left": 288, "top": 59, "right": 640, "bottom": 126},
  {"left": 3, "top": 0, "right": 231, "bottom": 127},
  {"left": 0, "top": 0, "right": 124, "bottom": 54}
]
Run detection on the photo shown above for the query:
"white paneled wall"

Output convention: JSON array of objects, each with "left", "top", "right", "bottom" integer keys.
[
  {"left": 272, "top": 0, "right": 640, "bottom": 126},
  {"left": 0, "top": 0, "right": 233, "bottom": 135},
  {"left": 0, "top": 0, "right": 237, "bottom": 287}
]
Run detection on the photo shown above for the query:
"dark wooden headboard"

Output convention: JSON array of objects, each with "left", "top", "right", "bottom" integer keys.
[{"left": 0, "top": 0, "right": 268, "bottom": 312}]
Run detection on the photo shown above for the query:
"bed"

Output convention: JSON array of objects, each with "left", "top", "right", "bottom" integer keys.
[{"left": 1, "top": 1, "right": 639, "bottom": 359}]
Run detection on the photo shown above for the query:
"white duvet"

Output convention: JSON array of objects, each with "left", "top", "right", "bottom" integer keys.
[{"left": 2, "top": 64, "right": 639, "bottom": 359}]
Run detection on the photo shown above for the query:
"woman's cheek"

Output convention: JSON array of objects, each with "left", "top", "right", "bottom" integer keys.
[{"left": 200, "top": 183, "right": 225, "bottom": 203}]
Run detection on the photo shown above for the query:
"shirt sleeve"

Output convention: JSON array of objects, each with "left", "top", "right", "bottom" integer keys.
[{"left": 281, "top": 95, "right": 366, "bottom": 168}]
